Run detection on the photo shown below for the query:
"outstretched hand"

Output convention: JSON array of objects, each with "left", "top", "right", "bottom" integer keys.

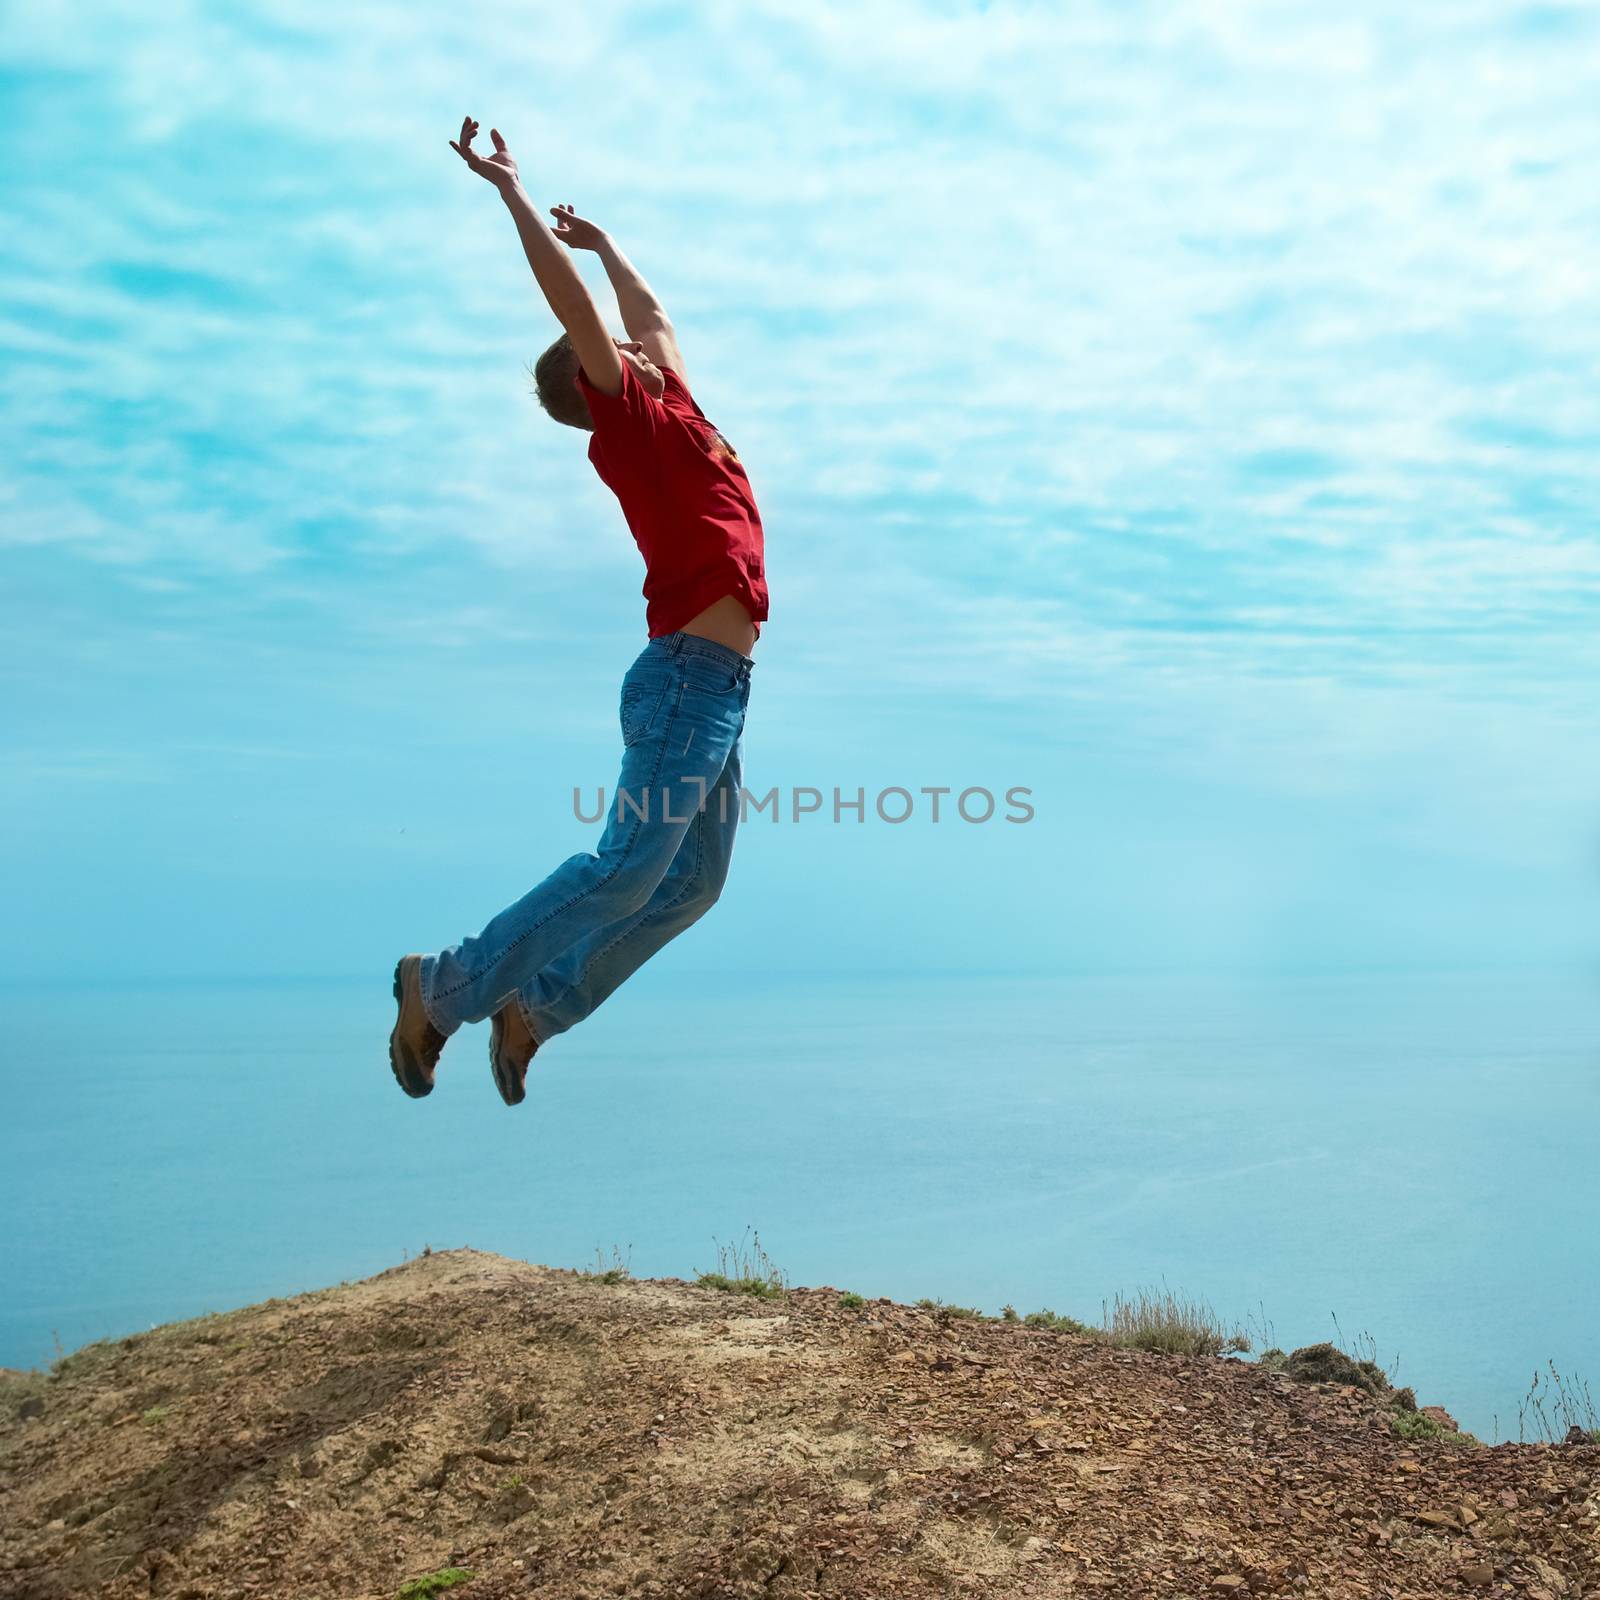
[
  {"left": 448, "top": 117, "right": 520, "bottom": 192},
  {"left": 550, "top": 203, "right": 608, "bottom": 251}
]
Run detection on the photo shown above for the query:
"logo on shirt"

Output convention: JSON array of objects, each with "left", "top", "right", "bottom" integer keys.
[{"left": 702, "top": 427, "right": 740, "bottom": 464}]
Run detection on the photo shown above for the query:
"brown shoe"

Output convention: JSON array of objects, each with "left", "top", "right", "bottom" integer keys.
[
  {"left": 389, "top": 955, "right": 447, "bottom": 1098},
  {"left": 489, "top": 999, "right": 539, "bottom": 1106}
]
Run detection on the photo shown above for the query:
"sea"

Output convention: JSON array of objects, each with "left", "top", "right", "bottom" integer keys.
[{"left": 5, "top": 968, "right": 1596, "bottom": 1442}]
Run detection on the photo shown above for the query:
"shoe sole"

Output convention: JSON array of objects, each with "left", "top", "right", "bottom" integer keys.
[
  {"left": 489, "top": 1010, "right": 527, "bottom": 1107},
  {"left": 389, "top": 957, "right": 435, "bottom": 1099}
]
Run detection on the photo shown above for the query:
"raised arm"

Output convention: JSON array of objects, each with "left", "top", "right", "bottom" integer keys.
[
  {"left": 550, "top": 204, "right": 688, "bottom": 382},
  {"left": 448, "top": 118, "right": 626, "bottom": 396}
]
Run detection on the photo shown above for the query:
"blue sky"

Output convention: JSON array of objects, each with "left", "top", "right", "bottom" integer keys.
[{"left": 2, "top": 0, "right": 1597, "bottom": 984}]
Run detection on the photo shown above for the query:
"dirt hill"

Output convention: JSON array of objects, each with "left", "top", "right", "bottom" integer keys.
[{"left": 2, "top": 1249, "right": 1596, "bottom": 1599}]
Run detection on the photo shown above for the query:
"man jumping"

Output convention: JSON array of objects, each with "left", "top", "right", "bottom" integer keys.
[{"left": 388, "top": 116, "right": 768, "bottom": 1107}]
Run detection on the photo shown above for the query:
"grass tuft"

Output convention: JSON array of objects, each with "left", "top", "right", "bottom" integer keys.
[
  {"left": 1101, "top": 1289, "right": 1251, "bottom": 1357},
  {"left": 1391, "top": 1410, "right": 1478, "bottom": 1446},
  {"left": 396, "top": 1569, "right": 475, "bottom": 1600},
  {"left": 578, "top": 1243, "right": 633, "bottom": 1285},
  {"left": 1024, "top": 1308, "right": 1091, "bottom": 1334},
  {"left": 916, "top": 1296, "right": 985, "bottom": 1319},
  {"left": 1518, "top": 1361, "right": 1600, "bottom": 1444},
  {"left": 694, "top": 1228, "right": 787, "bottom": 1300}
]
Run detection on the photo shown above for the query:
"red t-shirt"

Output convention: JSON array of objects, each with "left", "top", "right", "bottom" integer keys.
[{"left": 576, "top": 359, "right": 768, "bottom": 639}]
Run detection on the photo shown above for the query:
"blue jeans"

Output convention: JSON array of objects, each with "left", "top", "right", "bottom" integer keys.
[{"left": 419, "top": 632, "right": 753, "bottom": 1042}]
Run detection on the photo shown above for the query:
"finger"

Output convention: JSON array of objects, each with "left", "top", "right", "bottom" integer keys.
[
  {"left": 458, "top": 115, "right": 475, "bottom": 146},
  {"left": 490, "top": 127, "right": 507, "bottom": 152}
]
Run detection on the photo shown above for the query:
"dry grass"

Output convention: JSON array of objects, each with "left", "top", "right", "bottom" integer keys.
[{"left": 1100, "top": 1288, "right": 1251, "bottom": 1357}]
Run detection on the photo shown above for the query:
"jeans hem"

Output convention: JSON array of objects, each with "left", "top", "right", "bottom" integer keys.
[
  {"left": 518, "top": 996, "right": 562, "bottom": 1044},
  {"left": 417, "top": 956, "right": 458, "bottom": 1038}
]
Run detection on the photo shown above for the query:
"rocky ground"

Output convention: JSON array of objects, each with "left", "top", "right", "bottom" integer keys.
[{"left": 2, "top": 1249, "right": 1596, "bottom": 1599}]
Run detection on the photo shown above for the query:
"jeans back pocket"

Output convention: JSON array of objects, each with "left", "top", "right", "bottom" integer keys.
[{"left": 620, "top": 673, "right": 670, "bottom": 745}]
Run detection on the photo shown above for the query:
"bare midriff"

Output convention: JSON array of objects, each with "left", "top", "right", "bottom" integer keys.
[{"left": 678, "top": 593, "right": 757, "bottom": 657}]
